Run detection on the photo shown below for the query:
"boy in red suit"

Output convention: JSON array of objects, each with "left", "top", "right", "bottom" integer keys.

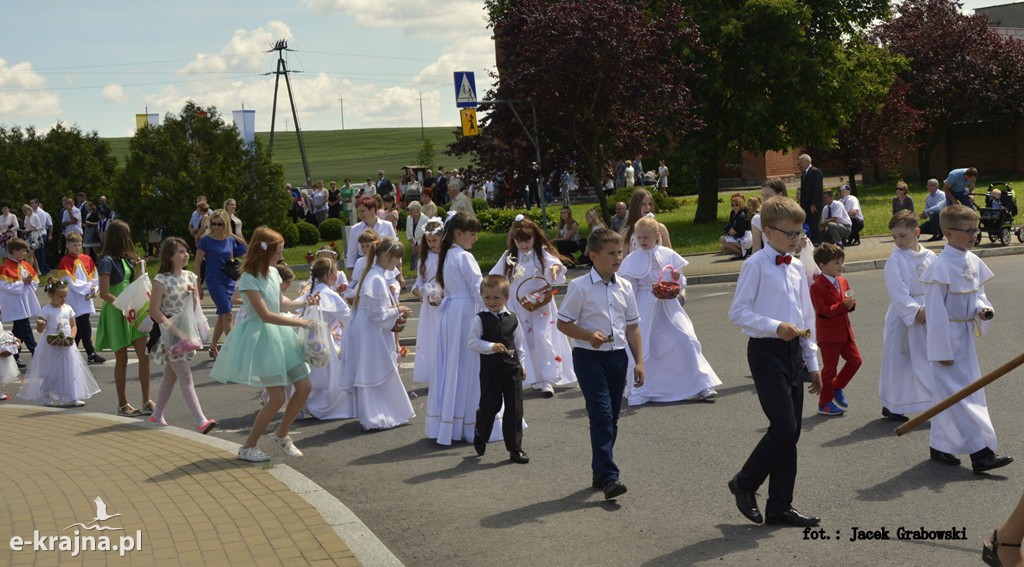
[{"left": 810, "top": 243, "right": 861, "bottom": 416}]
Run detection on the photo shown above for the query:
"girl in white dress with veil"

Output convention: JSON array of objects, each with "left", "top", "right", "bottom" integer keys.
[
  {"left": 489, "top": 216, "right": 576, "bottom": 397},
  {"left": 339, "top": 238, "right": 414, "bottom": 431},
  {"left": 304, "top": 258, "right": 355, "bottom": 420},
  {"left": 411, "top": 218, "right": 444, "bottom": 386},
  {"left": 619, "top": 216, "right": 720, "bottom": 405}
]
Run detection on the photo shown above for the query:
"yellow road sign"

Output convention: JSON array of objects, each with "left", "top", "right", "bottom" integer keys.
[{"left": 460, "top": 108, "right": 479, "bottom": 136}]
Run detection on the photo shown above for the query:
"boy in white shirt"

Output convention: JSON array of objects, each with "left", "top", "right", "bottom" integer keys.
[
  {"left": 727, "top": 197, "right": 822, "bottom": 528},
  {"left": 557, "top": 228, "right": 643, "bottom": 500}
]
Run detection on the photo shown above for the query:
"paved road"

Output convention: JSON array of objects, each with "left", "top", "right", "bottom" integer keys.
[{"left": 10, "top": 253, "right": 1024, "bottom": 566}]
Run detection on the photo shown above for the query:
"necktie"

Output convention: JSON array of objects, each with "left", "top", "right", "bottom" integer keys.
[
  {"left": 495, "top": 312, "right": 506, "bottom": 321},
  {"left": 775, "top": 255, "right": 792, "bottom": 266}
]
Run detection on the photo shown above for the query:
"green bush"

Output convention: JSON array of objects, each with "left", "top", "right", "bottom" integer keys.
[
  {"left": 397, "top": 210, "right": 409, "bottom": 234},
  {"left": 476, "top": 208, "right": 543, "bottom": 233},
  {"left": 611, "top": 186, "right": 681, "bottom": 213},
  {"left": 278, "top": 221, "right": 300, "bottom": 248},
  {"left": 296, "top": 221, "right": 321, "bottom": 246},
  {"left": 472, "top": 198, "right": 490, "bottom": 212},
  {"left": 318, "top": 218, "right": 345, "bottom": 241},
  {"left": 435, "top": 205, "right": 447, "bottom": 219}
]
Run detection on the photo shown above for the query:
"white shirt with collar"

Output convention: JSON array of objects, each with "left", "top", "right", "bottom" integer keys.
[
  {"left": 823, "top": 200, "right": 852, "bottom": 227},
  {"left": 557, "top": 268, "right": 640, "bottom": 351},
  {"left": 62, "top": 207, "right": 83, "bottom": 236},
  {"left": 33, "top": 208, "right": 52, "bottom": 236},
  {"left": 467, "top": 307, "right": 528, "bottom": 368},
  {"left": 728, "top": 246, "right": 820, "bottom": 372},
  {"left": 840, "top": 194, "right": 863, "bottom": 221}
]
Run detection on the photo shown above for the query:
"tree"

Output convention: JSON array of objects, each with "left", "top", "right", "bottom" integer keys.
[
  {"left": 416, "top": 138, "right": 436, "bottom": 171},
  {"left": 672, "top": 0, "right": 892, "bottom": 222},
  {"left": 0, "top": 123, "right": 118, "bottom": 261},
  {"left": 828, "top": 78, "right": 923, "bottom": 192},
  {"left": 874, "top": 0, "right": 1024, "bottom": 179},
  {"left": 450, "top": 0, "right": 703, "bottom": 222},
  {"left": 119, "top": 101, "right": 288, "bottom": 240}
]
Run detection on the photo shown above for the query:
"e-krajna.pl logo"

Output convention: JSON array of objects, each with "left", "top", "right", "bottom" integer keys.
[{"left": 9, "top": 496, "right": 143, "bottom": 558}]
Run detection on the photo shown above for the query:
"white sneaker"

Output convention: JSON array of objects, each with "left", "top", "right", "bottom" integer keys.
[
  {"left": 540, "top": 383, "right": 555, "bottom": 398},
  {"left": 273, "top": 435, "right": 303, "bottom": 457},
  {"left": 72, "top": 400, "right": 86, "bottom": 407},
  {"left": 237, "top": 447, "right": 270, "bottom": 462}
]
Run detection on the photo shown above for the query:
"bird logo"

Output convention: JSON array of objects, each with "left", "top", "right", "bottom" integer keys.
[{"left": 63, "top": 497, "right": 124, "bottom": 532}]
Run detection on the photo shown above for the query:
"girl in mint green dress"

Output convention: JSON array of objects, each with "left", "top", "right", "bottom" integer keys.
[{"left": 211, "top": 227, "right": 317, "bottom": 463}]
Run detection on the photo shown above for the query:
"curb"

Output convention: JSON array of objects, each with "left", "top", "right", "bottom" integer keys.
[{"left": 0, "top": 404, "right": 403, "bottom": 567}]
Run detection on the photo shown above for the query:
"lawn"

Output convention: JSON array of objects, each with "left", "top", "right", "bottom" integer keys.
[{"left": 105, "top": 126, "right": 472, "bottom": 185}]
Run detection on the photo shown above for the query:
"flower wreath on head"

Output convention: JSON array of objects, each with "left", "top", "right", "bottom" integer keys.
[
  {"left": 423, "top": 217, "right": 444, "bottom": 236},
  {"left": 43, "top": 276, "right": 67, "bottom": 294}
]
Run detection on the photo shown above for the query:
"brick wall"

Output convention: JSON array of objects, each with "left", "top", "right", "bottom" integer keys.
[{"left": 870, "top": 120, "right": 1024, "bottom": 182}]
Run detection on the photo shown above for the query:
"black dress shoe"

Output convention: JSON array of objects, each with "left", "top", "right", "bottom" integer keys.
[
  {"left": 765, "top": 508, "right": 821, "bottom": 527},
  {"left": 930, "top": 447, "right": 961, "bottom": 465},
  {"left": 592, "top": 478, "right": 603, "bottom": 490},
  {"left": 509, "top": 450, "right": 530, "bottom": 464},
  {"left": 882, "top": 407, "right": 910, "bottom": 422},
  {"left": 602, "top": 479, "right": 627, "bottom": 500},
  {"left": 473, "top": 434, "right": 485, "bottom": 457},
  {"left": 972, "top": 449, "right": 1014, "bottom": 473},
  {"left": 15, "top": 359, "right": 26, "bottom": 370},
  {"left": 927, "top": 234, "right": 944, "bottom": 242},
  {"left": 727, "top": 476, "right": 763, "bottom": 524}
]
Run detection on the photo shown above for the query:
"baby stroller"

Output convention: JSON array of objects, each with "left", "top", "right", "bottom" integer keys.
[{"left": 975, "top": 182, "right": 1021, "bottom": 246}]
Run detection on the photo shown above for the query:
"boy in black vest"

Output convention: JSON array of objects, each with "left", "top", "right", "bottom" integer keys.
[{"left": 468, "top": 274, "right": 529, "bottom": 464}]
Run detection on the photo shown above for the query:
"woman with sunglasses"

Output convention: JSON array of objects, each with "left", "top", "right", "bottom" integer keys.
[{"left": 194, "top": 209, "right": 247, "bottom": 359}]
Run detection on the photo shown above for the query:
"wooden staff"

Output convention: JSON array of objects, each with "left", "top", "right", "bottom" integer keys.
[{"left": 895, "top": 352, "right": 1024, "bottom": 436}]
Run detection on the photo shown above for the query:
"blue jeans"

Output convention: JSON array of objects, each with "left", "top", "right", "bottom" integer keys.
[
  {"left": 572, "top": 348, "right": 627, "bottom": 484},
  {"left": 35, "top": 233, "right": 50, "bottom": 273}
]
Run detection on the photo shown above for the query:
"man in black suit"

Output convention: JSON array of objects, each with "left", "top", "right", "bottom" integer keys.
[
  {"left": 798, "top": 154, "right": 824, "bottom": 245},
  {"left": 435, "top": 166, "right": 449, "bottom": 207}
]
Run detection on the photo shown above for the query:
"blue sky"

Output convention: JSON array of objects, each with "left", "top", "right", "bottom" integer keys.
[
  {"left": 0, "top": 0, "right": 495, "bottom": 136},
  {"left": 0, "top": 1, "right": 1006, "bottom": 138}
]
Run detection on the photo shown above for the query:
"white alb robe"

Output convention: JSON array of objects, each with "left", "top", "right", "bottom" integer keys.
[
  {"left": 879, "top": 245, "right": 936, "bottom": 414},
  {"left": 921, "top": 245, "right": 996, "bottom": 455}
]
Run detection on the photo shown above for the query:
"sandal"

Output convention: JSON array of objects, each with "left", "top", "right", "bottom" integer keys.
[
  {"left": 117, "top": 403, "right": 143, "bottom": 417},
  {"left": 141, "top": 400, "right": 156, "bottom": 416},
  {"left": 984, "top": 528, "right": 1022, "bottom": 567},
  {"left": 209, "top": 345, "right": 219, "bottom": 360}
]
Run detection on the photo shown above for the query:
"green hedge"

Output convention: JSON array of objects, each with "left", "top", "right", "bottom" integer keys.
[
  {"left": 610, "top": 186, "right": 680, "bottom": 213},
  {"left": 296, "top": 221, "right": 321, "bottom": 246},
  {"left": 279, "top": 221, "right": 300, "bottom": 247},
  {"left": 318, "top": 218, "right": 345, "bottom": 241},
  {"left": 476, "top": 208, "right": 544, "bottom": 233}
]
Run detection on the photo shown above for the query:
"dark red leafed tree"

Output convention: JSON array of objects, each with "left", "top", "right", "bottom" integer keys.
[
  {"left": 830, "top": 78, "right": 924, "bottom": 192},
  {"left": 449, "top": 0, "right": 703, "bottom": 220},
  {"left": 874, "top": 0, "right": 1024, "bottom": 179}
]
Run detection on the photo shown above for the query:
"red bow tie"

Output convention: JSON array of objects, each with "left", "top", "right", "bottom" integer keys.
[{"left": 775, "top": 255, "right": 792, "bottom": 266}]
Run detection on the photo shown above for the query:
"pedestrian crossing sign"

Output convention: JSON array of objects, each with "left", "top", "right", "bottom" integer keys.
[
  {"left": 460, "top": 108, "right": 479, "bottom": 136},
  {"left": 454, "top": 71, "right": 477, "bottom": 108}
]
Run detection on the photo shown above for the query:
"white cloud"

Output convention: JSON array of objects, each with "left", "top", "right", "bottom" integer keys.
[
  {"left": 181, "top": 21, "right": 293, "bottom": 74},
  {"left": 101, "top": 83, "right": 127, "bottom": 103},
  {"left": 301, "top": 0, "right": 488, "bottom": 38},
  {"left": 414, "top": 35, "right": 495, "bottom": 93},
  {"left": 0, "top": 58, "right": 61, "bottom": 117}
]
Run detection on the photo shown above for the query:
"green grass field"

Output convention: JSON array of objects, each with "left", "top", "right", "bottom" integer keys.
[{"left": 106, "top": 126, "right": 471, "bottom": 185}]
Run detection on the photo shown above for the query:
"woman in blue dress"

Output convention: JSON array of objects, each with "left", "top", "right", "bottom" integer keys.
[
  {"left": 211, "top": 226, "right": 317, "bottom": 462},
  {"left": 195, "top": 209, "right": 247, "bottom": 359}
]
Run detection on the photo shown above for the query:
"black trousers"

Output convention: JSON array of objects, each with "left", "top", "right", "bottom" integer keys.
[
  {"left": 74, "top": 313, "right": 96, "bottom": 356},
  {"left": 11, "top": 318, "right": 36, "bottom": 361},
  {"left": 849, "top": 217, "right": 864, "bottom": 243},
  {"left": 475, "top": 365, "right": 524, "bottom": 453},
  {"left": 735, "top": 337, "right": 804, "bottom": 514}
]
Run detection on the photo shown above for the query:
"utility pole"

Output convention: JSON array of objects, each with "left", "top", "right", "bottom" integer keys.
[
  {"left": 418, "top": 92, "right": 425, "bottom": 140},
  {"left": 338, "top": 93, "right": 345, "bottom": 131},
  {"left": 265, "top": 39, "right": 312, "bottom": 185}
]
